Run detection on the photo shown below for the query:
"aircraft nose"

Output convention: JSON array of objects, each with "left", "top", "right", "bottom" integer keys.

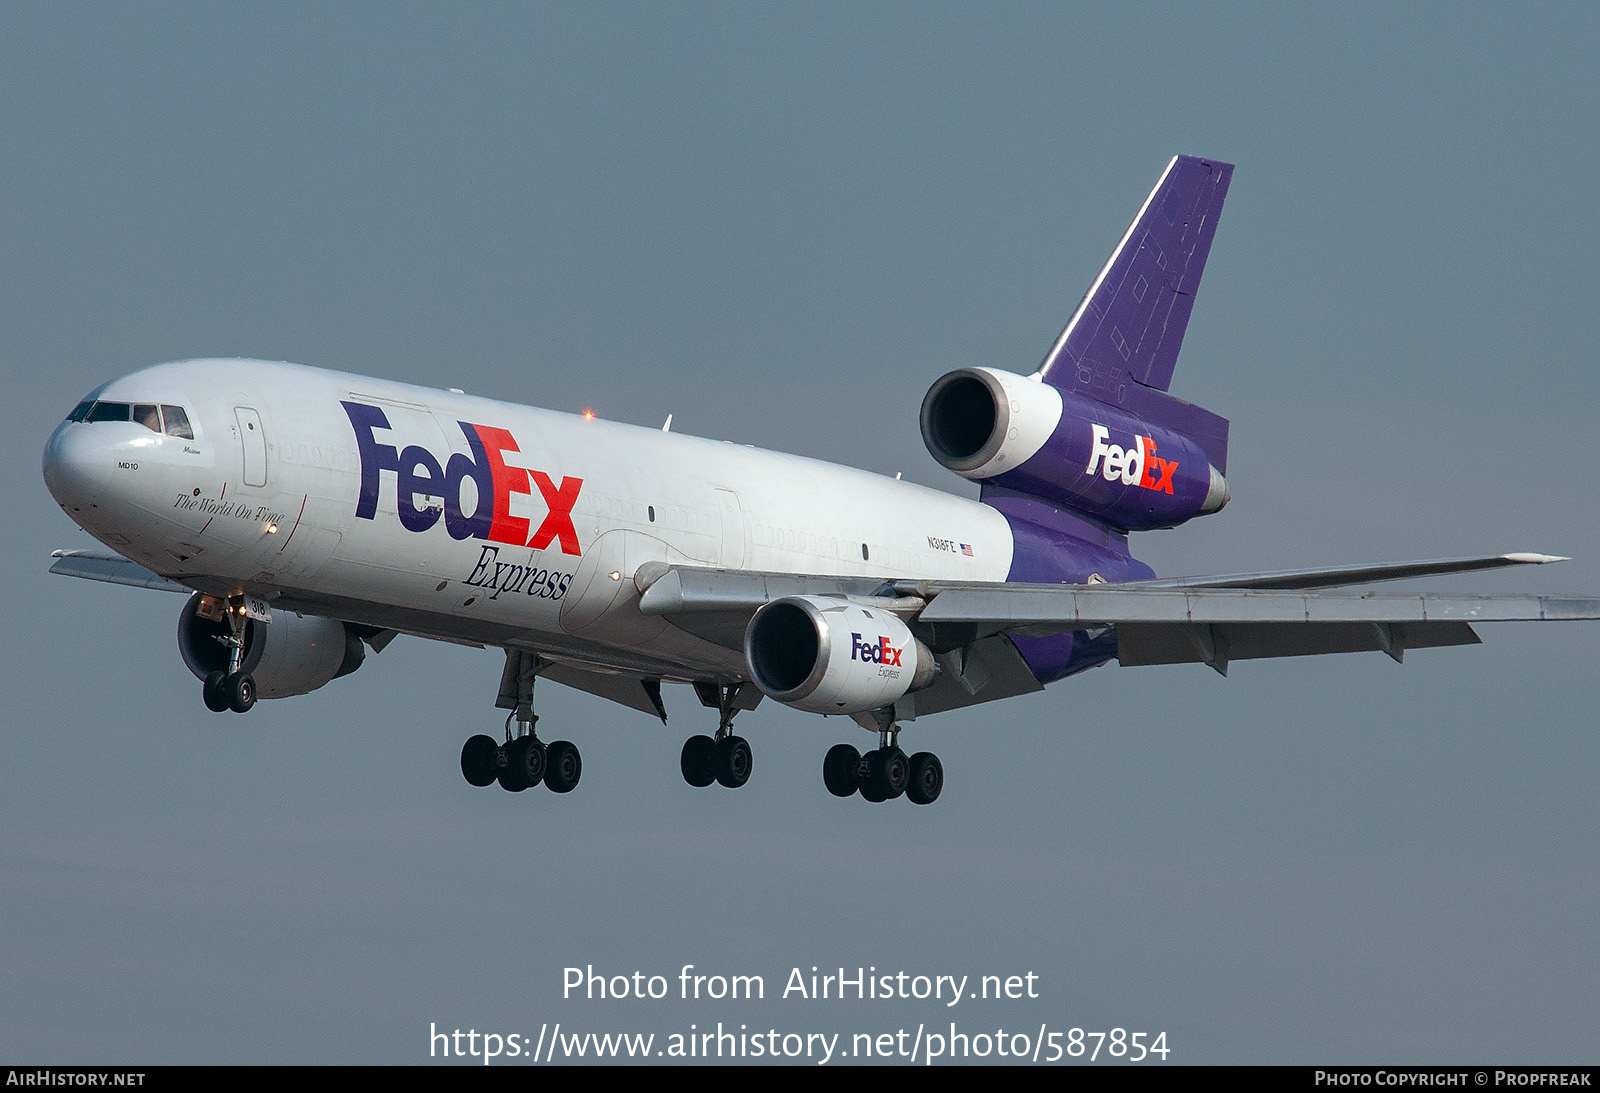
[{"left": 43, "top": 420, "right": 118, "bottom": 513}]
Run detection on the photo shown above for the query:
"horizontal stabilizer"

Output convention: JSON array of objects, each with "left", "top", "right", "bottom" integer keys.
[
  {"left": 1135, "top": 553, "right": 1571, "bottom": 591},
  {"left": 49, "top": 549, "right": 189, "bottom": 593}
]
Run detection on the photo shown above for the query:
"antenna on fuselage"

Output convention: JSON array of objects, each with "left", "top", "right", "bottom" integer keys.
[{"left": 662, "top": 414, "right": 673, "bottom": 433}]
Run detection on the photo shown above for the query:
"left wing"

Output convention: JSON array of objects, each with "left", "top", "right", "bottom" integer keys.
[
  {"left": 636, "top": 563, "right": 1600, "bottom": 694},
  {"left": 911, "top": 584, "right": 1600, "bottom": 675}
]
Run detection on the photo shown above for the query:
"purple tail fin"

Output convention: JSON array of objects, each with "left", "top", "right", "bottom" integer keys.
[
  {"left": 1039, "top": 155, "right": 1232, "bottom": 394},
  {"left": 1035, "top": 155, "right": 1233, "bottom": 471}
]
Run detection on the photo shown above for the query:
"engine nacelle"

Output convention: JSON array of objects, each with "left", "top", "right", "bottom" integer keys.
[
  {"left": 920, "top": 366, "right": 1066, "bottom": 478},
  {"left": 921, "top": 367, "right": 1228, "bottom": 531},
  {"left": 178, "top": 593, "right": 365, "bottom": 699},
  {"left": 744, "top": 595, "right": 936, "bottom": 715}
]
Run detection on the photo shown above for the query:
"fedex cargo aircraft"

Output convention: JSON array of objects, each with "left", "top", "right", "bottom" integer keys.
[{"left": 41, "top": 156, "right": 1600, "bottom": 806}]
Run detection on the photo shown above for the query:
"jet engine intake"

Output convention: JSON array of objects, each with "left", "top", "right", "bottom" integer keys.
[
  {"left": 177, "top": 592, "right": 365, "bottom": 700},
  {"left": 744, "top": 595, "right": 935, "bottom": 715},
  {"left": 920, "top": 367, "right": 1063, "bottom": 479}
]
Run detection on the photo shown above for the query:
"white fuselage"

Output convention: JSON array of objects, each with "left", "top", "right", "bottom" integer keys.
[{"left": 44, "top": 359, "right": 1015, "bottom": 682}]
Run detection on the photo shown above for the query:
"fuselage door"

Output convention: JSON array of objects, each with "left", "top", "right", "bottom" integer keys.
[
  {"left": 234, "top": 406, "right": 268, "bottom": 487},
  {"left": 715, "top": 488, "right": 746, "bottom": 569}
]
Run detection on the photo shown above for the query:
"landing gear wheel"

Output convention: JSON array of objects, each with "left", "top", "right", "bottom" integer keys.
[
  {"left": 713, "top": 735, "right": 752, "bottom": 789},
  {"left": 544, "top": 740, "right": 582, "bottom": 793},
  {"left": 823, "top": 743, "right": 862, "bottom": 797},
  {"left": 906, "top": 751, "right": 943, "bottom": 805},
  {"left": 497, "top": 747, "right": 532, "bottom": 792},
  {"left": 867, "top": 746, "right": 908, "bottom": 799},
  {"left": 506, "top": 735, "right": 546, "bottom": 788},
  {"left": 460, "top": 734, "right": 499, "bottom": 787},
  {"left": 202, "top": 670, "right": 229, "bottom": 713},
  {"left": 681, "top": 735, "right": 716, "bottom": 788},
  {"left": 224, "top": 671, "right": 256, "bottom": 714},
  {"left": 859, "top": 781, "right": 888, "bottom": 803}
]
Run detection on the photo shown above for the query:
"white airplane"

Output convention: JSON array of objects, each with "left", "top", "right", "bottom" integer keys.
[{"left": 41, "top": 156, "right": 1600, "bottom": 805}]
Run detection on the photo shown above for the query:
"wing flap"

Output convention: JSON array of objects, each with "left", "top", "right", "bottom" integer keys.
[{"left": 1115, "top": 620, "right": 1480, "bottom": 668}]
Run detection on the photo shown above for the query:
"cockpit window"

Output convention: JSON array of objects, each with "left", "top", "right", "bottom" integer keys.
[
  {"left": 160, "top": 405, "right": 194, "bottom": 439},
  {"left": 70, "top": 399, "right": 195, "bottom": 438},
  {"left": 86, "top": 401, "right": 131, "bottom": 423}
]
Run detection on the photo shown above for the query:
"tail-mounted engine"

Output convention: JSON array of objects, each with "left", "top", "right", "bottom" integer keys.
[
  {"left": 177, "top": 592, "right": 365, "bottom": 700},
  {"left": 744, "top": 595, "right": 936, "bottom": 715},
  {"left": 921, "top": 367, "right": 1228, "bottom": 531}
]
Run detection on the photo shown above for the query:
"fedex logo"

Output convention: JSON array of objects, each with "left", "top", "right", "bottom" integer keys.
[
  {"left": 1085, "top": 424, "right": 1178, "bottom": 495},
  {"left": 851, "top": 632, "right": 904, "bottom": 668},
  {"left": 342, "top": 401, "right": 584, "bottom": 556}
]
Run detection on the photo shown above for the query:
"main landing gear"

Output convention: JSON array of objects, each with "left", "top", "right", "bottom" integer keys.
[
  {"left": 680, "top": 682, "right": 758, "bottom": 789},
  {"left": 461, "top": 651, "right": 582, "bottom": 795},
  {"left": 823, "top": 727, "right": 943, "bottom": 805},
  {"left": 201, "top": 595, "right": 256, "bottom": 714}
]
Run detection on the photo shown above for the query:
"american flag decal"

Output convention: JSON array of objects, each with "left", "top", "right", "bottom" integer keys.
[{"left": 960, "top": 543, "right": 973, "bottom": 557}]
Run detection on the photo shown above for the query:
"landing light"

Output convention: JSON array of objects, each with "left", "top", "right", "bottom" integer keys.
[
  {"left": 265, "top": 523, "right": 278, "bottom": 534},
  {"left": 609, "top": 571, "right": 621, "bottom": 581},
  {"left": 583, "top": 409, "right": 595, "bottom": 420}
]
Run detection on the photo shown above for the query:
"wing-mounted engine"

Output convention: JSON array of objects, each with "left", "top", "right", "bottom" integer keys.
[
  {"left": 744, "top": 595, "right": 936, "bottom": 715},
  {"left": 920, "top": 367, "right": 1228, "bottom": 530},
  {"left": 177, "top": 592, "right": 365, "bottom": 700}
]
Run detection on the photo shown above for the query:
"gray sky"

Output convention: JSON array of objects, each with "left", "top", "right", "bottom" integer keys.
[{"left": 4, "top": 2, "right": 1597, "bottom": 1064}]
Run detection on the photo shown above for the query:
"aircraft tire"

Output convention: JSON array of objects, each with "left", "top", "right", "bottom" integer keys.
[
  {"left": 859, "top": 780, "right": 888, "bottom": 803},
  {"left": 714, "top": 735, "right": 752, "bottom": 789},
  {"left": 906, "top": 751, "right": 943, "bottom": 805},
  {"left": 460, "top": 734, "right": 499, "bottom": 787},
  {"left": 867, "top": 747, "right": 908, "bottom": 800},
  {"left": 544, "top": 740, "right": 582, "bottom": 794},
  {"left": 822, "top": 744, "right": 861, "bottom": 797},
  {"left": 202, "top": 671, "right": 230, "bottom": 713},
  {"left": 225, "top": 671, "right": 256, "bottom": 714},
  {"left": 505, "top": 736, "right": 545, "bottom": 789},
  {"left": 497, "top": 745, "right": 532, "bottom": 792},
  {"left": 680, "top": 735, "right": 716, "bottom": 787}
]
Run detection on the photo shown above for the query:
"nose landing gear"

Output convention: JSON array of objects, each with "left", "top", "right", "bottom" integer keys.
[{"left": 199, "top": 595, "right": 256, "bottom": 714}]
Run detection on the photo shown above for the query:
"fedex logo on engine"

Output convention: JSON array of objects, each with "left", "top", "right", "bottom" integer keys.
[
  {"left": 851, "top": 632, "right": 904, "bottom": 668},
  {"left": 342, "top": 401, "right": 584, "bottom": 556},
  {"left": 1085, "top": 424, "right": 1178, "bottom": 495}
]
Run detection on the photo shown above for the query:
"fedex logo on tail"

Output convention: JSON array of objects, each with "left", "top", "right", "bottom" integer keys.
[
  {"left": 342, "top": 401, "right": 584, "bottom": 556},
  {"left": 1086, "top": 424, "right": 1178, "bottom": 495},
  {"left": 851, "top": 632, "right": 904, "bottom": 668}
]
